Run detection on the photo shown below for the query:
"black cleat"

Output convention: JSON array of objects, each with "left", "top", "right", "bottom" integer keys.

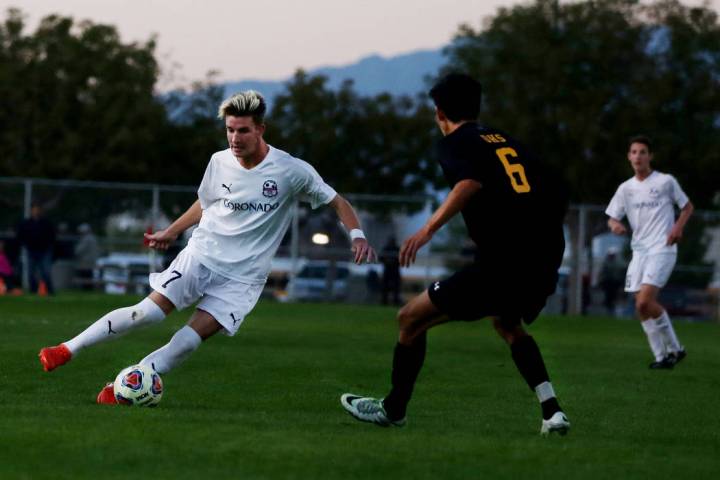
[
  {"left": 649, "top": 356, "right": 676, "bottom": 369},
  {"left": 672, "top": 349, "right": 687, "bottom": 365}
]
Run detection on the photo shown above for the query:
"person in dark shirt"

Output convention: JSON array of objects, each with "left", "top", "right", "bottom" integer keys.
[
  {"left": 341, "top": 73, "right": 570, "bottom": 436},
  {"left": 17, "top": 203, "right": 56, "bottom": 295},
  {"left": 380, "top": 236, "right": 401, "bottom": 305},
  {"left": 598, "top": 249, "right": 624, "bottom": 316}
]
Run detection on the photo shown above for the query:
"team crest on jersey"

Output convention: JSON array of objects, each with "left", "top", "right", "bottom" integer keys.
[
  {"left": 122, "top": 370, "right": 144, "bottom": 391},
  {"left": 649, "top": 188, "right": 660, "bottom": 197},
  {"left": 262, "top": 180, "right": 278, "bottom": 198}
]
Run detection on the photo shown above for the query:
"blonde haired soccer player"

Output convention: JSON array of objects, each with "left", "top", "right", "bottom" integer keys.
[
  {"left": 606, "top": 135, "right": 693, "bottom": 369},
  {"left": 39, "top": 90, "right": 376, "bottom": 402}
]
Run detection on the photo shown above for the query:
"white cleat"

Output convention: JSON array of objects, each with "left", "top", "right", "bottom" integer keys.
[
  {"left": 340, "top": 393, "right": 406, "bottom": 427},
  {"left": 541, "top": 411, "right": 570, "bottom": 436}
]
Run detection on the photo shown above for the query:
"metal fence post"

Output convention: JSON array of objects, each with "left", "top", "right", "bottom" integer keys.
[
  {"left": 290, "top": 201, "right": 299, "bottom": 281},
  {"left": 424, "top": 197, "right": 433, "bottom": 285},
  {"left": 149, "top": 184, "right": 160, "bottom": 275},
  {"left": 573, "top": 205, "right": 588, "bottom": 315},
  {"left": 21, "top": 179, "right": 33, "bottom": 291}
]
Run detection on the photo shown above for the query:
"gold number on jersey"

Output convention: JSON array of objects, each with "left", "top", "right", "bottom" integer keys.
[{"left": 495, "top": 147, "right": 531, "bottom": 193}]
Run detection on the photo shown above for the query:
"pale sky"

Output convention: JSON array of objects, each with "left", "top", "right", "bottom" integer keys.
[{"left": 2, "top": 0, "right": 717, "bottom": 90}]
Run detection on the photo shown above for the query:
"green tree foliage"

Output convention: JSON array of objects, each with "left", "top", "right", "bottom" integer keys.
[
  {"left": 266, "top": 70, "right": 440, "bottom": 197},
  {"left": 0, "top": 9, "right": 169, "bottom": 181},
  {"left": 443, "top": 0, "right": 720, "bottom": 208}
]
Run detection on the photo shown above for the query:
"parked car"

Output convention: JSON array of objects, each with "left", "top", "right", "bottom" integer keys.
[
  {"left": 285, "top": 260, "right": 351, "bottom": 301},
  {"left": 95, "top": 253, "right": 164, "bottom": 295}
]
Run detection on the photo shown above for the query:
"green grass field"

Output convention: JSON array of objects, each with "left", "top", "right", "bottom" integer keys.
[{"left": 1, "top": 294, "right": 719, "bottom": 479}]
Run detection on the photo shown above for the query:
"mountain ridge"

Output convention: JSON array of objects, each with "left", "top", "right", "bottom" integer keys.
[{"left": 222, "top": 48, "right": 446, "bottom": 106}]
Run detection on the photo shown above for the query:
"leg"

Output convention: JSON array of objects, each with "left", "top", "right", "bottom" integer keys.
[
  {"left": 64, "top": 292, "right": 172, "bottom": 354},
  {"left": 341, "top": 291, "right": 447, "bottom": 425},
  {"left": 636, "top": 285, "right": 674, "bottom": 367},
  {"left": 39, "top": 292, "right": 172, "bottom": 371},
  {"left": 635, "top": 285, "right": 665, "bottom": 363},
  {"left": 39, "top": 251, "right": 55, "bottom": 294},
  {"left": 493, "top": 316, "right": 569, "bottom": 435},
  {"left": 492, "top": 317, "right": 561, "bottom": 417},
  {"left": 636, "top": 284, "right": 684, "bottom": 362},
  {"left": 383, "top": 291, "right": 447, "bottom": 418},
  {"left": 381, "top": 277, "right": 389, "bottom": 305},
  {"left": 140, "top": 309, "right": 221, "bottom": 374},
  {"left": 392, "top": 279, "right": 401, "bottom": 305},
  {"left": 28, "top": 253, "right": 39, "bottom": 293},
  {"left": 635, "top": 284, "right": 663, "bottom": 320}
]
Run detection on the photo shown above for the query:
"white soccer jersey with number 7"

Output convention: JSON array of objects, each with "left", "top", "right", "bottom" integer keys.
[
  {"left": 187, "top": 145, "right": 337, "bottom": 284},
  {"left": 605, "top": 170, "right": 689, "bottom": 255}
]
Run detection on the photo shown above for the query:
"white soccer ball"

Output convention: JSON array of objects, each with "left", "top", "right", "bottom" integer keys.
[{"left": 113, "top": 364, "right": 163, "bottom": 407}]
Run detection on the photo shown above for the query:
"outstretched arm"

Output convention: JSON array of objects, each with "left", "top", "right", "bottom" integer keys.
[
  {"left": 328, "top": 194, "right": 376, "bottom": 264},
  {"left": 400, "top": 179, "right": 482, "bottom": 267},
  {"left": 145, "top": 199, "right": 203, "bottom": 250},
  {"left": 667, "top": 201, "right": 694, "bottom": 245}
]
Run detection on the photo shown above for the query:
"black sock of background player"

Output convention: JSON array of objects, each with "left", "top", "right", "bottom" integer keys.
[
  {"left": 510, "top": 335, "right": 561, "bottom": 420},
  {"left": 383, "top": 332, "right": 427, "bottom": 420}
]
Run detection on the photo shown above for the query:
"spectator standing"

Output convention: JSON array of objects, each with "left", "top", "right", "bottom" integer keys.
[
  {"left": 74, "top": 223, "right": 100, "bottom": 290},
  {"left": 598, "top": 248, "right": 625, "bottom": 316},
  {"left": 380, "top": 237, "right": 401, "bottom": 305},
  {"left": 17, "top": 203, "right": 56, "bottom": 295}
]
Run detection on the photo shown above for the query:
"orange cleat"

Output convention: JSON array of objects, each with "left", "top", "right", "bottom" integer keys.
[
  {"left": 38, "top": 344, "right": 72, "bottom": 372},
  {"left": 96, "top": 383, "right": 120, "bottom": 405}
]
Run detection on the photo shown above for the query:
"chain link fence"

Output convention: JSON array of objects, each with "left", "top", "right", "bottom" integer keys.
[{"left": 2, "top": 177, "right": 718, "bottom": 320}]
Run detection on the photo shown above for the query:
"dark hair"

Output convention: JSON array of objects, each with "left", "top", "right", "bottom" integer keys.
[
  {"left": 428, "top": 73, "right": 482, "bottom": 122},
  {"left": 628, "top": 135, "right": 652, "bottom": 153}
]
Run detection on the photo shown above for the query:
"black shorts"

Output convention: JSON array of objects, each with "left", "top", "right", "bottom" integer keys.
[{"left": 427, "top": 262, "right": 557, "bottom": 325}]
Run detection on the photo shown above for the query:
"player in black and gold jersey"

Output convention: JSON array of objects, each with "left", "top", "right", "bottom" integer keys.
[{"left": 341, "top": 73, "right": 570, "bottom": 436}]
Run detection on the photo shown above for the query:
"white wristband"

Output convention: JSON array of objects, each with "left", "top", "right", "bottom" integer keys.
[{"left": 349, "top": 229, "right": 366, "bottom": 240}]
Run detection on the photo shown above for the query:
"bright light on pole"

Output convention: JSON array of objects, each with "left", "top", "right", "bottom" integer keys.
[{"left": 312, "top": 233, "right": 330, "bottom": 245}]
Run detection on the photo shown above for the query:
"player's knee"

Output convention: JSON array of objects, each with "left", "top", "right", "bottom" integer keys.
[
  {"left": 148, "top": 292, "right": 175, "bottom": 315},
  {"left": 492, "top": 317, "right": 526, "bottom": 344},
  {"left": 131, "top": 297, "right": 167, "bottom": 326},
  {"left": 396, "top": 306, "right": 422, "bottom": 342},
  {"left": 635, "top": 297, "right": 652, "bottom": 317},
  {"left": 396, "top": 304, "right": 415, "bottom": 328}
]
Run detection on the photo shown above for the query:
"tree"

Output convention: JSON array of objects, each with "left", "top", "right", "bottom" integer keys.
[
  {"left": 0, "top": 9, "right": 168, "bottom": 181},
  {"left": 442, "top": 0, "right": 720, "bottom": 208}
]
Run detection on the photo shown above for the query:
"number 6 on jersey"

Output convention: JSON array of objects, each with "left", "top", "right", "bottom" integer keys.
[{"left": 495, "top": 147, "right": 531, "bottom": 193}]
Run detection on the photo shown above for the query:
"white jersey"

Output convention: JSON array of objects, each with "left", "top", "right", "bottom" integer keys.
[
  {"left": 605, "top": 170, "right": 689, "bottom": 254},
  {"left": 187, "top": 146, "right": 337, "bottom": 284}
]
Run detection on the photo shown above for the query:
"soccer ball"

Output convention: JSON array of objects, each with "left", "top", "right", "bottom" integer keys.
[{"left": 113, "top": 364, "right": 163, "bottom": 407}]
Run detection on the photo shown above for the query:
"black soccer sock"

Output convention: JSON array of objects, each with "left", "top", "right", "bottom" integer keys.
[
  {"left": 383, "top": 332, "right": 427, "bottom": 420},
  {"left": 510, "top": 335, "right": 550, "bottom": 390},
  {"left": 510, "top": 335, "right": 562, "bottom": 419},
  {"left": 540, "top": 397, "right": 561, "bottom": 420}
]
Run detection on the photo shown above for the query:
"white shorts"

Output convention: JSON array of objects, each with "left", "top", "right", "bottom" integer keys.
[
  {"left": 624, "top": 252, "right": 677, "bottom": 293},
  {"left": 149, "top": 248, "right": 264, "bottom": 336}
]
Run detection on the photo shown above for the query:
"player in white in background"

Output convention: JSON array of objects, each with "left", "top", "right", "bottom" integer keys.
[
  {"left": 606, "top": 135, "right": 694, "bottom": 369},
  {"left": 39, "top": 90, "right": 376, "bottom": 402}
]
